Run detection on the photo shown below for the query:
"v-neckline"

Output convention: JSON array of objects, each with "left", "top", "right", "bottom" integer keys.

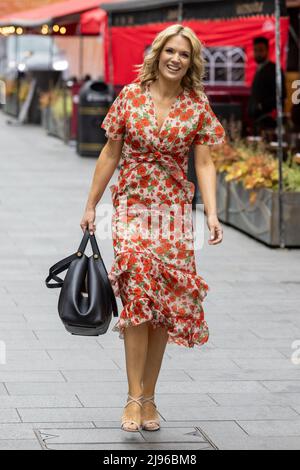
[{"left": 146, "top": 82, "right": 185, "bottom": 135}]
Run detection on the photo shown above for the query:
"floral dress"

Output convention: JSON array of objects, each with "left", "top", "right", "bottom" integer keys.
[{"left": 101, "top": 80, "right": 225, "bottom": 348}]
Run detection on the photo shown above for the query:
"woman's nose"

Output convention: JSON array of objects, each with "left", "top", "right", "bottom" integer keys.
[{"left": 171, "top": 53, "right": 180, "bottom": 63}]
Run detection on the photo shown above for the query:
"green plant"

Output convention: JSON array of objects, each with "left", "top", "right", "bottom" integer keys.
[
  {"left": 211, "top": 140, "right": 300, "bottom": 204},
  {"left": 283, "top": 163, "right": 300, "bottom": 192}
]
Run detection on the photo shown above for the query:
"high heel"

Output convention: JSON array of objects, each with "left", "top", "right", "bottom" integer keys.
[
  {"left": 121, "top": 394, "right": 143, "bottom": 432},
  {"left": 141, "top": 395, "right": 160, "bottom": 431}
]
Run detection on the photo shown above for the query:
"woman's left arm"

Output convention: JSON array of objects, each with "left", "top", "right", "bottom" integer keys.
[{"left": 194, "top": 144, "right": 223, "bottom": 245}]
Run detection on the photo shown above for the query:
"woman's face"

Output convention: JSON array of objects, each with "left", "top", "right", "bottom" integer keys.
[{"left": 157, "top": 35, "right": 192, "bottom": 84}]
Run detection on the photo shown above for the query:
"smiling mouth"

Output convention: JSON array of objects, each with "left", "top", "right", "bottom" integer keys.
[{"left": 167, "top": 65, "right": 181, "bottom": 72}]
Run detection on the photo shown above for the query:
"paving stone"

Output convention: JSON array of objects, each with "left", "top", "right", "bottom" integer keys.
[
  {"left": 0, "top": 422, "right": 95, "bottom": 439},
  {"left": 36, "top": 427, "right": 145, "bottom": 444},
  {"left": 0, "top": 409, "right": 21, "bottom": 423},
  {"left": 34, "top": 425, "right": 215, "bottom": 450},
  {"left": 114, "top": 357, "right": 241, "bottom": 371},
  {"left": 76, "top": 392, "right": 215, "bottom": 408},
  {"left": 1, "top": 338, "right": 101, "bottom": 351},
  {"left": 0, "top": 358, "right": 119, "bottom": 371},
  {"left": 290, "top": 405, "right": 300, "bottom": 415},
  {"left": 0, "top": 331, "right": 37, "bottom": 340},
  {"left": 209, "top": 337, "right": 290, "bottom": 349},
  {"left": 158, "top": 405, "right": 298, "bottom": 421},
  {"left": 61, "top": 369, "right": 190, "bottom": 383},
  {"left": 260, "top": 381, "right": 300, "bottom": 393},
  {"left": 18, "top": 407, "right": 132, "bottom": 423},
  {"left": 249, "top": 326, "right": 300, "bottom": 339},
  {"left": 43, "top": 442, "right": 213, "bottom": 450},
  {"left": 167, "top": 347, "right": 286, "bottom": 359},
  {"left": 196, "top": 421, "right": 300, "bottom": 450},
  {"left": 208, "top": 392, "right": 300, "bottom": 407},
  {"left": 0, "top": 371, "right": 64, "bottom": 383},
  {"left": 5, "top": 381, "right": 131, "bottom": 396},
  {"left": 185, "top": 369, "right": 300, "bottom": 381},
  {"left": 237, "top": 419, "right": 300, "bottom": 437},
  {"left": 0, "top": 440, "right": 42, "bottom": 450},
  {"left": 0, "top": 395, "right": 81, "bottom": 408},
  {"left": 155, "top": 381, "right": 268, "bottom": 394},
  {"left": 232, "top": 358, "right": 297, "bottom": 370}
]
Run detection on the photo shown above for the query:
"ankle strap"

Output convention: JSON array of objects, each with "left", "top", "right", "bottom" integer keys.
[
  {"left": 127, "top": 394, "right": 143, "bottom": 407},
  {"left": 142, "top": 395, "right": 156, "bottom": 404}
]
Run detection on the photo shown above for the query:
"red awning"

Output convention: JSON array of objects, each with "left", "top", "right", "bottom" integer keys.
[
  {"left": 80, "top": 1, "right": 128, "bottom": 35},
  {"left": 0, "top": 0, "right": 103, "bottom": 27},
  {"left": 286, "top": 0, "right": 300, "bottom": 6},
  {"left": 80, "top": 9, "right": 106, "bottom": 35}
]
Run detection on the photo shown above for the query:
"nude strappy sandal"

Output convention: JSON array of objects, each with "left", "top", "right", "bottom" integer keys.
[
  {"left": 141, "top": 395, "right": 160, "bottom": 431},
  {"left": 121, "top": 394, "right": 143, "bottom": 432}
]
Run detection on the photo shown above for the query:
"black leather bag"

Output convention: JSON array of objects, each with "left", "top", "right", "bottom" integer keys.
[{"left": 45, "top": 229, "right": 118, "bottom": 336}]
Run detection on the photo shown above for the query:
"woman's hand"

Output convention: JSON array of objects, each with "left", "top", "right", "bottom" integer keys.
[
  {"left": 80, "top": 207, "right": 96, "bottom": 235},
  {"left": 207, "top": 214, "right": 223, "bottom": 245}
]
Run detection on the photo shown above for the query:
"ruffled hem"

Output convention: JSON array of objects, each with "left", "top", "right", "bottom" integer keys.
[
  {"left": 108, "top": 251, "right": 210, "bottom": 348},
  {"left": 112, "top": 297, "right": 209, "bottom": 348},
  {"left": 108, "top": 251, "right": 209, "bottom": 300}
]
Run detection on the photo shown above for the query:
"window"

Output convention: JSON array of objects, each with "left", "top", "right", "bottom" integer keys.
[{"left": 203, "top": 46, "right": 246, "bottom": 86}]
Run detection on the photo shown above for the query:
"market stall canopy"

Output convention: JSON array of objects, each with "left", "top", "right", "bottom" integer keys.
[
  {"left": 100, "top": 0, "right": 287, "bottom": 19},
  {"left": 80, "top": 0, "right": 128, "bottom": 35},
  {"left": 99, "top": 0, "right": 289, "bottom": 86},
  {"left": 0, "top": 0, "right": 125, "bottom": 35},
  {"left": 286, "top": 0, "right": 300, "bottom": 6},
  {"left": 80, "top": 8, "right": 106, "bottom": 35},
  {"left": 80, "top": 0, "right": 300, "bottom": 35},
  {"left": 0, "top": 0, "right": 102, "bottom": 25}
]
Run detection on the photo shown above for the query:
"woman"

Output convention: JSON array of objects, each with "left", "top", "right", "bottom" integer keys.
[{"left": 80, "top": 24, "right": 225, "bottom": 433}]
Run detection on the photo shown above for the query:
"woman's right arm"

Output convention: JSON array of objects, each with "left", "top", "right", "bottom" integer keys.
[{"left": 80, "top": 138, "right": 123, "bottom": 234}]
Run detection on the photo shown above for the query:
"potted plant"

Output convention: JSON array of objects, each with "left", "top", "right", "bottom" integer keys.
[{"left": 210, "top": 141, "right": 300, "bottom": 247}]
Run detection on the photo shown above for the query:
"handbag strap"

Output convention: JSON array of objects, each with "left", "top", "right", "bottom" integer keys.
[
  {"left": 77, "top": 227, "right": 90, "bottom": 253},
  {"left": 45, "top": 229, "right": 89, "bottom": 288},
  {"left": 45, "top": 229, "right": 118, "bottom": 317},
  {"left": 45, "top": 252, "right": 78, "bottom": 289}
]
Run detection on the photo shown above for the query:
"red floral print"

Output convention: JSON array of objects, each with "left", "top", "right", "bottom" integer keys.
[{"left": 101, "top": 81, "right": 225, "bottom": 348}]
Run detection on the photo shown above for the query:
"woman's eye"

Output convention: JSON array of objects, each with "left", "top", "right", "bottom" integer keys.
[{"left": 166, "top": 49, "right": 189, "bottom": 58}]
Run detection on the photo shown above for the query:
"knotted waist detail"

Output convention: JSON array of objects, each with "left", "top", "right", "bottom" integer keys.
[{"left": 110, "top": 149, "right": 195, "bottom": 206}]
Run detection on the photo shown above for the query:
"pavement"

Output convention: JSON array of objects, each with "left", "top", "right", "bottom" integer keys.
[{"left": 0, "top": 110, "right": 300, "bottom": 450}]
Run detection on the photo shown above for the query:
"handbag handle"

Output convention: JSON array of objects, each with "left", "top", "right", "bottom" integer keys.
[
  {"left": 45, "top": 229, "right": 118, "bottom": 317},
  {"left": 45, "top": 228, "right": 90, "bottom": 289},
  {"left": 45, "top": 251, "right": 79, "bottom": 289},
  {"left": 78, "top": 228, "right": 102, "bottom": 262},
  {"left": 77, "top": 227, "right": 90, "bottom": 254}
]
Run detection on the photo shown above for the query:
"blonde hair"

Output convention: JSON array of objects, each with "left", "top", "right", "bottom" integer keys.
[{"left": 133, "top": 24, "right": 206, "bottom": 96}]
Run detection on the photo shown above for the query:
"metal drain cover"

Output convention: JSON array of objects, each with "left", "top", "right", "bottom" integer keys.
[{"left": 34, "top": 425, "right": 217, "bottom": 450}]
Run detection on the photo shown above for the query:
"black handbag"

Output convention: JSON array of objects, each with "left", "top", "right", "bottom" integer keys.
[{"left": 45, "top": 228, "right": 118, "bottom": 336}]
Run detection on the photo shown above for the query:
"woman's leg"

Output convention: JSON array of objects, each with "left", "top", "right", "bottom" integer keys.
[
  {"left": 142, "top": 324, "right": 169, "bottom": 423},
  {"left": 122, "top": 321, "right": 149, "bottom": 429}
]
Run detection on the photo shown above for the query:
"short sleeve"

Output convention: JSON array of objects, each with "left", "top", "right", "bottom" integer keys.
[
  {"left": 193, "top": 93, "right": 226, "bottom": 146},
  {"left": 101, "top": 85, "right": 128, "bottom": 140}
]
